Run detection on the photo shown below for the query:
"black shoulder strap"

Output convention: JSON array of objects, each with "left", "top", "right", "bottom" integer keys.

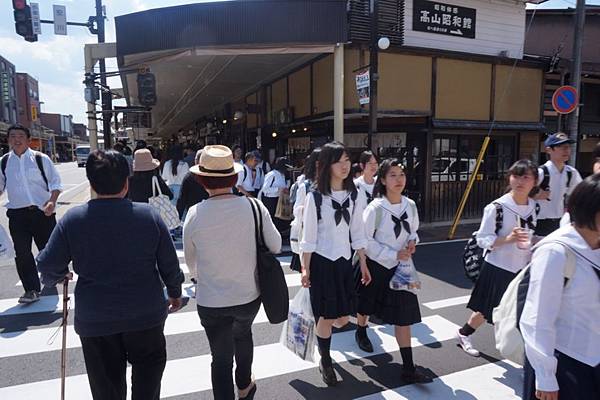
[
  {"left": 34, "top": 152, "right": 49, "bottom": 191},
  {"left": 1, "top": 154, "right": 7, "bottom": 177},
  {"left": 534, "top": 202, "right": 541, "bottom": 216},
  {"left": 312, "top": 190, "right": 323, "bottom": 221},
  {"left": 540, "top": 166, "right": 550, "bottom": 191},
  {"left": 248, "top": 197, "right": 266, "bottom": 247},
  {"left": 493, "top": 202, "right": 503, "bottom": 234},
  {"left": 566, "top": 169, "right": 573, "bottom": 188},
  {"left": 269, "top": 173, "right": 276, "bottom": 187},
  {"left": 243, "top": 165, "right": 248, "bottom": 182}
]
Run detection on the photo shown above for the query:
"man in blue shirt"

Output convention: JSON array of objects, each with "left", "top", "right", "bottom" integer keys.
[{"left": 37, "top": 150, "right": 184, "bottom": 400}]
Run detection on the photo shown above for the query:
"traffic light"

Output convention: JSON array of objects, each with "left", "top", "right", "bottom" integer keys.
[
  {"left": 137, "top": 72, "right": 157, "bottom": 107},
  {"left": 13, "top": 0, "right": 37, "bottom": 42}
]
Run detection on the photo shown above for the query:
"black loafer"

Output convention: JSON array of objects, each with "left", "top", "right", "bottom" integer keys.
[
  {"left": 355, "top": 330, "right": 374, "bottom": 353},
  {"left": 319, "top": 359, "right": 338, "bottom": 386},
  {"left": 239, "top": 383, "right": 257, "bottom": 400},
  {"left": 401, "top": 367, "right": 433, "bottom": 384}
]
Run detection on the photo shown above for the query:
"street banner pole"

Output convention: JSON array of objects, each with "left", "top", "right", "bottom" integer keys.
[
  {"left": 60, "top": 277, "right": 70, "bottom": 400},
  {"left": 448, "top": 136, "right": 491, "bottom": 239}
]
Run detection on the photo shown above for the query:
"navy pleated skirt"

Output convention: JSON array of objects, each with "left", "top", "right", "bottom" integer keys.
[
  {"left": 308, "top": 253, "right": 356, "bottom": 320},
  {"left": 467, "top": 261, "right": 517, "bottom": 323}
]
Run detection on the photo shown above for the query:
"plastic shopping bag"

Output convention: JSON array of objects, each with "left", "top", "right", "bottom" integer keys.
[
  {"left": 279, "top": 287, "right": 316, "bottom": 362},
  {"left": 389, "top": 258, "right": 421, "bottom": 292},
  {"left": 0, "top": 224, "right": 15, "bottom": 262}
]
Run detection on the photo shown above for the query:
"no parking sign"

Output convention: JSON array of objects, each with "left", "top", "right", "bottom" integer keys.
[{"left": 552, "top": 86, "right": 578, "bottom": 114}]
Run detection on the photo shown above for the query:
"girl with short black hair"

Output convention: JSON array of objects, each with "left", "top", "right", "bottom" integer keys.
[
  {"left": 300, "top": 142, "right": 370, "bottom": 386},
  {"left": 354, "top": 150, "right": 378, "bottom": 202},
  {"left": 456, "top": 159, "right": 540, "bottom": 356}
]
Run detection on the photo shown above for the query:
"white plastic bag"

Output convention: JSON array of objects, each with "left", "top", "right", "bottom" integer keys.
[
  {"left": 389, "top": 258, "right": 421, "bottom": 292},
  {"left": 279, "top": 287, "right": 316, "bottom": 362},
  {"left": 148, "top": 176, "right": 181, "bottom": 230},
  {"left": 0, "top": 224, "right": 15, "bottom": 262}
]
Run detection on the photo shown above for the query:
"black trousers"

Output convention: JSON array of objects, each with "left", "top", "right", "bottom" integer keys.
[
  {"left": 197, "top": 297, "right": 261, "bottom": 400},
  {"left": 523, "top": 351, "right": 600, "bottom": 400},
  {"left": 80, "top": 324, "right": 167, "bottom": 400},
  {"left": 7, "top": 207, "right": 56, "bottom": 292}
]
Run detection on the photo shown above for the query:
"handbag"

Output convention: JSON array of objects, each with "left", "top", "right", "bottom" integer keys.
[
  {"left": 0, "top": 224, "right": 15, "bottom": 262},
  {"left": 248, "top": 198, "right": 289, "bottom": 324},
  {"left": 149, "top": 176, "right": 181, "bottom": 230},
  {"left": 275, "top": 192, "right": 293, "bottom": 220}
]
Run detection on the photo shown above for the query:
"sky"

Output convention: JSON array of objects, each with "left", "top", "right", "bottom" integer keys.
[{"left": 0, "top": 0, "right": 596, "bottom": 127}]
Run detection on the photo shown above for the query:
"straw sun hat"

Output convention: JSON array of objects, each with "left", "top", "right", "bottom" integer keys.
[
  {"left": 190, "top": 145, "right": 244, "bottom": 177},
  {"left": 133, "top": 149, "right": 160, "bottom": 172}
]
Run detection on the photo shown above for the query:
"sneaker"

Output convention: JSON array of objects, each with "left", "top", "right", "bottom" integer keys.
[
  {"left": 401, "top": 366, "right": 433, "bottom": 384},
  {"left": 18, "top": 290, "right": 40, "bottom": 304},
  {"left": 455, "top": 329, "right": 480, "bottom": 357}
]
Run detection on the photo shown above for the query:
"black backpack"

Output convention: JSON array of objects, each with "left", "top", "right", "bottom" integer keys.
[
  {"left": 462, "top": 203, "right": 504, "bottom": 283},
  {"left": 539, "top": 165, "right": 572, "bottom": 192},
  {"left": 1, "top": 152, "right": 49, "bottom": 191},
  {"left": 311, "top": 188, "right": 358, "bottom": 221}
]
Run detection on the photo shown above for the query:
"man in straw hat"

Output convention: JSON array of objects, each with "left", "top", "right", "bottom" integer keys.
[{"left": 37, "top": 150, "right": 184, "bottom": 400}]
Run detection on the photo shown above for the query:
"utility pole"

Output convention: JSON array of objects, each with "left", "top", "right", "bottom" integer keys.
[
  {"left": 367, "top": 0, "right": 379, "bottom": 150},
  {"left": 567, "top": 0, "right": 586, "bottom": 167},
  {"left": 96, "top": 0, "right": 112, "bottom": 149}
]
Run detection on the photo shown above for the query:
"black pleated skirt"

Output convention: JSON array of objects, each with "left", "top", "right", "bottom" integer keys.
[
  {"left": 467, "top": 261, "right": 517, "bottom": 323},
  {"left": 357, "top": 258, "right": 422, "bottom": 326},
  {"left": 289, "top": 253, "right": 302, "bottom": 273},
  {"left": 308, "top": 253, "right": 356, "bottom": 320}
]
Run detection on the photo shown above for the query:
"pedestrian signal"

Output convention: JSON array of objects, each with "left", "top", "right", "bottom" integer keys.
[
  {"left": 137, "top": 73, "right": 157, "bottom": 107},
  {"left": 13, "top": 0, "right": 37, "bottom": 42}
]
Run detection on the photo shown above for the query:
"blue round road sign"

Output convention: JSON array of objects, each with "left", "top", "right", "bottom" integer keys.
[{"left": 552, "top": 86, "right": 578, "bottom": 114}]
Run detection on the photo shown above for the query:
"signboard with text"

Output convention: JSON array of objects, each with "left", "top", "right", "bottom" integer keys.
[
  {"left": 1, "top": 73, "right": 10, "bottom": 103},
  {"left": 31, "top": 3, "right": 42, "bottom": 35},
  {"left": 355, "top": 70, "right": 370, "bottom": 105},
  {"left": 53, "top": 5, "right": 67, "bottom": 35},
  {"left": 413, "top": 0, "right": 476, "bottom": 39}
]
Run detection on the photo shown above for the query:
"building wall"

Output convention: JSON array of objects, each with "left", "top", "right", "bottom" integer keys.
[
  {"left": 0, "top": 56, "right": 18, "bottom": 125},
  {"left": 435, "top": 58, "right": 492, "bottom": 120},
  {"left": 40, "top": 113, "right": 61, "bottom": 134},
  {"left": 271, "top": 78, "right": 287, "bottom": 116},
  {"left": 378, "top": 53, "right": 432, "bottom": 112},
  {"left": 493, "top": 66, "right": 542, "bottom": 122},
  {"left": 404, "top": 0, "right": 526, "bottom": 59},
  {"left": 16, "top": 73, "right": 41, "bottom": 131},
  {"left": 288, "top": 66, "right": 311, "bottom": 119},
  {"left": 312, "top": 55, "right": 333, "bottom": 114}
]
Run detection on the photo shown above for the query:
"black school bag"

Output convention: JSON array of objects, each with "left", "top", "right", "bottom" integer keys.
[{"left": 462, "top": 203, "right": 503, "bottom": 283}]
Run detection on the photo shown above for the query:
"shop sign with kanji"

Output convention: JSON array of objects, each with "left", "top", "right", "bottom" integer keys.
[{"left": 412, "top": 0, "right": 476, "bottom": 39}]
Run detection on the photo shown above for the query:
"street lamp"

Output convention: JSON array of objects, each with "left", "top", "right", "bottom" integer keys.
[{"left": 367, "top": 0, "right": 389, "bottom": 150}]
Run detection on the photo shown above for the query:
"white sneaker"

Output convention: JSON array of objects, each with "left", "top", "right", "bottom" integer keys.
[{"left": 456, "top": 329, "right": 480, "bottom": 357}]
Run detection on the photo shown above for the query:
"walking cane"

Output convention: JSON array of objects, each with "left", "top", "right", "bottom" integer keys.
[{"left": 61, "top": 276, "right": 70, "bottom": 400}]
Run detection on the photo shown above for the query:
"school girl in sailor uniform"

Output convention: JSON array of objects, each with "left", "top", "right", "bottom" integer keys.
[
  {"left": 521, "top": 175, "right": 600, "bottom": 400},
  {"left": 456, "top": 159, "right": 539, "bottom": 356},
  {"left": 289, "top": 148, "right": 321, "bottom": 272},
  {"left": 300, "top": 142, "right": 370, "bottom": 387},
  {"left": 354, "top": 150, "right": 378, "bottom": 203},
  {"left": 357, "top": 158, "right": 432, "bottom": 383}
]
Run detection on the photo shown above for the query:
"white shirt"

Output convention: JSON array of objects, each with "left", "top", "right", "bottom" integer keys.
[
  {"left": 476, "top": 193, "right": 538, "bottom": 273},
  {"left": 520, "top": 225, "right": 600, "bottom": 392},
  {"left": 236, "top": 164, "right": 256, "bottom": 192},
  {"left": 354, "top": 175, "right": 375, "bottom": 199},
  {"left": 161, "top": 161, "right": 189, "bottom": 186},
  {"left": 0, "top": 149, "right": 62, "bottom": 210},
  {"left": 363, "top": 196, "right": 419, "bottom": 269},
  {"left": 260, "top": 170, "right": 287, "bottom": 198},
  {"left": 183, "top": 197, "right": 282, "bottom": 308},
  {"left": 253, "top": 160, "right": 270, "bottom": 190},
  {"left": 537, "top": 161, "right": 582, "bottom": 220},
  {"left": 300, "top": 189, "right": 368, "bottom": 261}
]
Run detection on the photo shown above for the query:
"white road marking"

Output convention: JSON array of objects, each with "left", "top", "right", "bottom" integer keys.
[{"left": 423, "top": 295, "right": 471, "bottom": 310}]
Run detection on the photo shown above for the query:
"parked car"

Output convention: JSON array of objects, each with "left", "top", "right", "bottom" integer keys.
[{"left": 75, "top": 145, "right": 91, "bottom": 167}]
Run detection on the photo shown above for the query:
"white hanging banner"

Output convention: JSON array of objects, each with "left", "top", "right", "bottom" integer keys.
[
  {"left": 31, "top": 3, "right": 42, "bottom": 35},
  {"left": 355, "top": 70, "right": 370, "bottom": 105}
]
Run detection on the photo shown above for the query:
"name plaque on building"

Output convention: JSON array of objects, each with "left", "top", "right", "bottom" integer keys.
[{"left": 413, "top": 0, "right": 476, "bottom": 39}]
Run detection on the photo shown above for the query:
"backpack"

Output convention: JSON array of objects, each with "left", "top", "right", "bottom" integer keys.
[
  {"left": 312, "top": 189, "right": 358, "bottom": 221},
  {"left": 289, "top": 179, "right": 310, "bottom": 205},
  {"left": 289, "top": 180, "right": 313, "bottom": 254},
  {"left": 492, "top": 241, "right": 577, "bottom": 366},
  {"left": 462, "top": 203, "right": 503, "bottom": 283},
  {"left": 1, "top": 152, "right": 49, "bottom": 191},
  {"left": 539, "top": 165, "right": 572, "bottom": 192}
]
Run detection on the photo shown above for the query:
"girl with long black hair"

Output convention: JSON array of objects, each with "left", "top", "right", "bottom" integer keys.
[
  {"left": 356, "top": 158, "right": 431, "bottom": 383},
  {"left": 300, "top": 142, "right": 370, "bottom": 386}
]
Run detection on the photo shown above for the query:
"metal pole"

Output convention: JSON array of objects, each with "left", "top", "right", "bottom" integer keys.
[
  {"left": 367, "top": 0, "right": 378, "bottom": 151},
  {"left": 84, "top": 44, "right": 99, "bottom": 151},
  {"left": 96, "top": 0, "right": 112, "bottom": 149},
  {"left": 60, "top": 277, "right": 70, "bottom": 400},
  {"left": 333, "top": 44, "right": 345, "bottom": 143},
  {"left": 567, "top": 0, "right": 586, "bottom": 167}
]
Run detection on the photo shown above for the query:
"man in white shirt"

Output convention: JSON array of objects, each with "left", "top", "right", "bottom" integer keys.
[
  {"left": 252, "top": 150, "right": 271, "bottom": 194},
  {"left": 236, "top": 152, "right": 259, "bottom": 197},
  {"left": 0, "top": 125, "right": 62, "bottom": 304},
  {"left": 534, "top": 132, "right": 582, "bottom": 236}
]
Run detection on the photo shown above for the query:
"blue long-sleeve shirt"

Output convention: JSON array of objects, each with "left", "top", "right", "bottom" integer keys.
[{"left": 37, "top": 198, "right": 184, "bottom": 337}]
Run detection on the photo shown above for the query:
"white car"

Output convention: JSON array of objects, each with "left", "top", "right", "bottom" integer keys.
[
  {"left": 431, "top": 157, "right": 479, "bottom": 182},
  {"left": 75, "top": 145, "right": 90, "bottom": 167}
]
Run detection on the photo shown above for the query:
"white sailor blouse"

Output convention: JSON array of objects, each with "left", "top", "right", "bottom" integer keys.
[
  {"left": 300, "top": 189, "right": 368, "bottom": 261},
  {"left": 363, "top": 196, "right": 419, "bottom": 269},
  {"left": 476, "top": 193, "right": 539, "bottom": 273}
]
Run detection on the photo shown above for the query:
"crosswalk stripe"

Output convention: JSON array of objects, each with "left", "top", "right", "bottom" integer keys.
[
  {"left": 422, "top": 295, "right": 471, "bottom": 310},
  {"left": 0, "top": 315, "right": 459, "bottom": 399},
  {"left": 354, "top": 360, "right": 521, "bottom": 400},
  {"left": 3, "top": 274, "right": 301, "bottom": 317}
]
